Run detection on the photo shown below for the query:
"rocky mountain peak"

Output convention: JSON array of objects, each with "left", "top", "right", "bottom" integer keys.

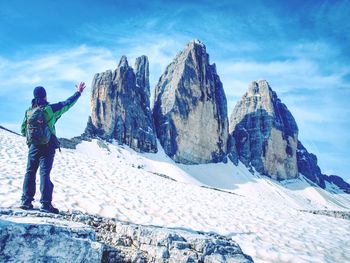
[
  {"left": 135, "top": 55, "right": 150, "bottom": 89},
  {"left": 153, "top": 40, "right": 228, "bottom": 164},
  {"left": 229, "top": 80, "right": 299, "bottom": 180},
  {"left": 230, "top": 80, "right": 281, "bottom": 129},
  {"left": 81, "top": 40, "right": 349, "bottom": 193},
  {"left": 229, "top": 79, "right": 350, "bottom": 190},
  {"left": 118, "top": 55, "right": 129, "bottom": 68},
  {"left": 134, "top": 55, "right": 150, "bottom": 110},
  {"left": 186, "top": 39, "right": 208, "bottom": 60},
  {"left": 186, "top": 39, "right": 206, "bottom": 49},
  {"left": 247, "top": 80, "right": 272, "bottom": 98},
  {"left": 85, "top": 55, "right": 157, "bottom": 153}
]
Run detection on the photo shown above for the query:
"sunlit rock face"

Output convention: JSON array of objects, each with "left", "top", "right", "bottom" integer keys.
[
  {"left": 85, "top": 55, "right": 157, "bottom": 153},
  {"left": 153, "top": 40, "right": 228, "bottom": 164},
  {"left": 229, "top": 80, "right": 299, "bottom": 180}
]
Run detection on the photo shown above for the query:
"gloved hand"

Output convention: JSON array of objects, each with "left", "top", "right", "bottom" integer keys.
[{"left": 76, "top": 82, "right": 86, "bottom": 94}]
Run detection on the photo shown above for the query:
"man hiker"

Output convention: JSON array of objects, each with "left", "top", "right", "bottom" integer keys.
[{"left": 20, "top": 82, "right": 86, "bottom": 213}]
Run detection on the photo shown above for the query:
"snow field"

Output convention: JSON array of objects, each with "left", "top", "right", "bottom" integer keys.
[{"left": 1, "top": 128, "right": 350, "bottom": 263}]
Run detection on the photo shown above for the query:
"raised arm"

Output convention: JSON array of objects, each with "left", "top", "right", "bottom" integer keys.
[{"left": 50, "top": 82, "right": 86, "bottom": 120}]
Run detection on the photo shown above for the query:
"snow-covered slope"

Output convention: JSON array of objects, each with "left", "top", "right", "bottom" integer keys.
[{"left": 1, "top": 127, "right": 350, "bottom": 263}]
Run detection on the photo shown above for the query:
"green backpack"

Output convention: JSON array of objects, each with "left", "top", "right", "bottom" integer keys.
[{"left": 26, "top": 106, "right": 51, "bottom": 146}]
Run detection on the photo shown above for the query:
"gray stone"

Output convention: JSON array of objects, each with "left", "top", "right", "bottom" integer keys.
[
  {"left": 0, "top": 214, "right": 103, "bottom": 263},
  {"left": 228, "top": 81, "right": 350, "bottom": 188},
  {"left": 229, "top": 80, "right": 299, "bottom": 180},
  {"left": 0, "top": 209, "right": 253, "bottom": 263},
  {"left": 135, "top": 55, "right": 151, "bottom": 111},
  {"left": 85, "top": 55, "right": 157, "bottom": 153},
  {"left": 153, "top": 40, "right": 228, "bottom": 164}
]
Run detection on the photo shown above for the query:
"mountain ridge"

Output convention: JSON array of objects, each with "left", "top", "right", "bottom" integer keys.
[{"left": 83, "top": 40, "right": 349, "bottom": 194}]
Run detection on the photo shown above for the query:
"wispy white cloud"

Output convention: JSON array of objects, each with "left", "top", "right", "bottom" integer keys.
[
  {"left": 0, "top": 45, "right": 118, "bottom": 137},
  {"left": 216, "top": 55, "right": 350, "bottom": 115},
  {"left": 219, "top": 59, "right": 348, "bottom": 92},
  {"left": 0, "top": 45, "right": 116, "bottom": 91}
]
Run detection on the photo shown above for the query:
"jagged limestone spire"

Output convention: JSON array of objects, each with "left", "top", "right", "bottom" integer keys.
[
  {"left": 153, "top": 40, "right": 228, "bottom": 164},
  {"left": 229, "top": 80, "right": 299, "bottom": 180}
]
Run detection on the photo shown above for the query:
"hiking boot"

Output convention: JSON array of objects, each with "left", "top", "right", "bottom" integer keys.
[
  {"left": 19, "top": 201, "right": 34, "bottom": 210},
  {"left": 40, "top": 203, "right": 59, "bottom": 214}
]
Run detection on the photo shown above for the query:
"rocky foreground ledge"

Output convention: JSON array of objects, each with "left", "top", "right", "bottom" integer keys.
[{"left": 0, "top": 208, "right": 253, "bottom": 263}]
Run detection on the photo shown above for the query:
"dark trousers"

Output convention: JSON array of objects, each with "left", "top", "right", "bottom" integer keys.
[{"left": 21, "top": 143, "right": 56, "bottom": 204}]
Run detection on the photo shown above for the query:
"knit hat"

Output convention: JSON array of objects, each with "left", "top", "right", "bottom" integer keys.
[{"left": 33, "top": 86, "right": 46, "bottom": 99}]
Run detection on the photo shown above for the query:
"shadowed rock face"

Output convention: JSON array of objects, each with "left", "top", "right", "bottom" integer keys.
[
  {"left": 153, "top": 40, "right": 228, "bottom": 164},
  {"left": 135, "top": 55, "right": 150, "bottom": 111},
  {"left": 229, "top": 80, "right": 299, "bottom": 180},
  {"left": 297, "top": 141, "right": 350, "bottom": 193},
  {"left": 85, "top": 55, "right": 157, "bottom": 153}
]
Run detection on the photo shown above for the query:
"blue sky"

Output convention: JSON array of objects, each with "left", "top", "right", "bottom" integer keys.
[{"left": 0, "top": 0, "right": 349, "bottom": 181}]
